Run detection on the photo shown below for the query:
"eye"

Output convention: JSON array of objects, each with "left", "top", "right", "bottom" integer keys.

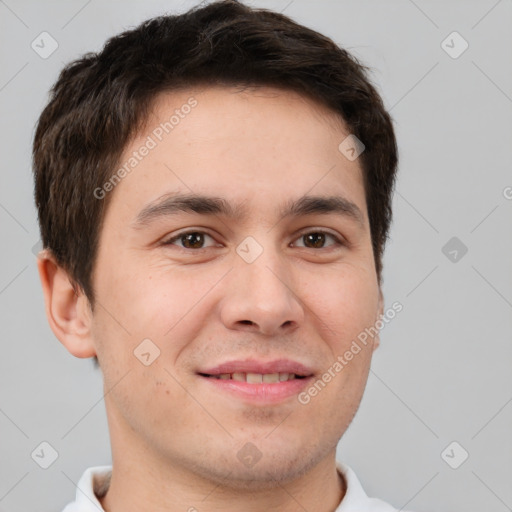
[
  {"left": 292, "top": 230, "right": 344, "bottom": 249},
  {"left": 162, "top": 230, "right": 218, "bottom": 250},
  {"left": 162, "top": 229, "right": 345, "bottom": 251}
]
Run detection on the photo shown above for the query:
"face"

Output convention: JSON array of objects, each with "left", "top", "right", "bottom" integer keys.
[{"left": 88, "top": 85, "right": 383, "bottom": 487}]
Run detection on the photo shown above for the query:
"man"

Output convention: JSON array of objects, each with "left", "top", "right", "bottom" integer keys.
[{"left": 33, "top": 1, "right": 407, "bottom": 510}]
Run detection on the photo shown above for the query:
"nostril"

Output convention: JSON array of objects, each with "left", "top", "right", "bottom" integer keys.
[{"left": 239, "top": 320, "right": 254, "bottom": 326}]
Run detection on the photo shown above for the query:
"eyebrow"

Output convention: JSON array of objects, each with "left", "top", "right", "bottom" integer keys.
[{"left": 131, "top": 192, "right": 365, "bottom": 230}]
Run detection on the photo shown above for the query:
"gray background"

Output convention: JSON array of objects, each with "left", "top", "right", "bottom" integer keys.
[{"left": 1, "top": 0, "right": 511, "bottom": 511}]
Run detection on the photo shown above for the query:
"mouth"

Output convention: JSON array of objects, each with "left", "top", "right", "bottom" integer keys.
[
  {"left": 196, "top": 359, "right": 314, "bottom": 403},
  {"left": 198, "top": 372, "right": 307, "bottom": 383}
]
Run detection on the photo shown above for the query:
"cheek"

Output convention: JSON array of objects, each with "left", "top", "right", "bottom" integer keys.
[
  {"left": 307, "top": 270, "right": 378, "bottom": 403},
  {"left": 94, "top": 264, "right": 221, "bottom": 363},
  {"left": 304, "top": 266, "right": 379, "bottom": 341},
  {"left": 95, "top": 260, "right": 185, "bottom": 329},
  {"left": 131, "top": 269, "right": 218, "bottom": 333}
]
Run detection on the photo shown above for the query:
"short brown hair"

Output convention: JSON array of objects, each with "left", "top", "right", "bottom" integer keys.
[{"left": 33, "top": 0, "right": 398, "bottom": 308}]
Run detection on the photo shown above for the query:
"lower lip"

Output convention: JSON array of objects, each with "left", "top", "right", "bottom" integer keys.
[{"left": 199, "top": 375, "right": 313, "bottom": 403}]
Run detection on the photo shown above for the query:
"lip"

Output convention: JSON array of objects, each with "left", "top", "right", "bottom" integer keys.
[
  {"left": 199, "top": 374, "right": 314, "bottom": 403},
  {"left": 197, "top": 358, "right": 315, "bottom": 404},
  {"left": 199, "top": 358, "right": 315, "bottom": 377}
]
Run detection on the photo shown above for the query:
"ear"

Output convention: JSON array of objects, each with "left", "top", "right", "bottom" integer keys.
[
  {"left": 37, "top": 249, "right": 97, "bottom": 358},
  {"left": 372, "top": 288, "right": 384, "bottom": 352}
]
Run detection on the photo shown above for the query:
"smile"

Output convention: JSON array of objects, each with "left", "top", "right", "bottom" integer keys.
[{"left": 200, "top": 372, "right": 305, "bottom": 383}]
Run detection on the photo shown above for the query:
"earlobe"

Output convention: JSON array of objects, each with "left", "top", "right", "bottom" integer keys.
[{"left": 37, "top": 250, "right": 97, "bottom": 358}]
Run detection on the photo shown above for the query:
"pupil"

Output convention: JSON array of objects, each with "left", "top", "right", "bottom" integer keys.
[
  {"left": 180, "top": 233, "right": 326, "bottom": 249},
  {"left": 305, "top": 233, "right": 325, "bottom": 248},
  {"left": 183, "top": 233, "right": 204, "bottom": 249}
]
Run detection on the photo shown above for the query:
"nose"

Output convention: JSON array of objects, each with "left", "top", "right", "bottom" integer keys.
[{"left": 219, "top": 248, "right": 304, "bottom": 336}]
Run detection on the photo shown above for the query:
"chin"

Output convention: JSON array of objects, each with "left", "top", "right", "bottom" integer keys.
[{"left": 193, "top": 442, "right": 327, "bottom": 491}]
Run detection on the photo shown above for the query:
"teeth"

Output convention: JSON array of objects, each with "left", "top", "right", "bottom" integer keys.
[
  {"left": 209, "top": 372, "right": 299, "bottom": 383},
  {"left": 246, "top": 372, "right": 263, "bottom": 383}
]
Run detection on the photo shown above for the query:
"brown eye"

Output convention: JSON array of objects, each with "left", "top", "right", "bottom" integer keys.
[
  {"left": 303, "top": 232, "right": 326, "bottom": 248},
  {"left": 163, "top": 231, "right": 216, "bottom": 249},
  {"left": 181, "top": 232, "right": 205, "bottom": 249},
  {"left": 293, "top": 230, "right": 342, "bottom": 249}
]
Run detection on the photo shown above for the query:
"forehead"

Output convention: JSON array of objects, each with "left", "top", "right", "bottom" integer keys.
[{"left": 104, "top": 85, "right": 367, "bottom": 227}]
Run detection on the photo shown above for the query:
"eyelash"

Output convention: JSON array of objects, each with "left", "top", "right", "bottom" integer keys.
[{"left": 162, "top": 229, "right": 346, "bottom": 251}]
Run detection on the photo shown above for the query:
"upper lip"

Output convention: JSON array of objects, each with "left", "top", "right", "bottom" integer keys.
[{"left": 198, "top": 359, "right": 315, "bottom": 377}]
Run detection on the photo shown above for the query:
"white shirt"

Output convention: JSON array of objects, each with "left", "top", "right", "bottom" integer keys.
[{"left": 62, "top": 462, "right": 413, "bottom": 511}]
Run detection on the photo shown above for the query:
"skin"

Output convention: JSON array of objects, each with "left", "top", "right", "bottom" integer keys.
[{"left": 38, "top": 85, "right": 384, "bottom": 512}]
